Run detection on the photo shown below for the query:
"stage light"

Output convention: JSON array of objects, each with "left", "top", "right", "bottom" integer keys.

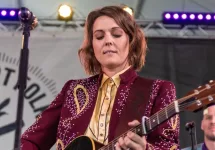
[
  {"left": 10, "top": 10, "right": 16, "bottom": 16},
  {"left": 181, "top": 14, "right": 187, "bottom": 19},
  {"left": 162, "top": 11, "right": 215, "bottom": 25},
  {"left": 206, "top": 14, "right": 211, "bottom": 20},
  {"left": 0, "top": 8, "right": 19, "bottom": 21},
  {"left": 198, "top": 14, "right": 203, "bottom": 20},
  {"left": 1, "top": 10, "right": 6, "bottom": 16},
  {"left": 173, "top": 13, "right": 179, "bottom": 19},
  {"left": 57, "top": 4, "right": 74, "bottom": 21},
  {"left": 190, "top": 14, "right": 195, "bottom": 20},
  {"left": 121, "top": 5, "right": 134, "bottom": 16},
  {"left": 165, "top": 13, "right": 171, "bottom": 19}
]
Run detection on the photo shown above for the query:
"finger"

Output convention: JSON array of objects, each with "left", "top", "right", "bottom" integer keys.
[
  {"left": 124, "top": 136, "right": 143, "bottom": 150},
  {"left": 115, "top": 142, "right": 121, "bottom": 150},
  {"left": 118, "top": 137, "right": 128, "bottom": 150},
  {"left": 128, "top": 120, "right": 140, "bottom": 127},
  {"left": 127, "top": 131, "right": 147, "bottom": 148}
]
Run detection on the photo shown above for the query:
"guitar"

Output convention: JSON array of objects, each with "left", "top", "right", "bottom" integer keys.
[{"left": 64, "top": 80, "right": 215, "bottom": 150}]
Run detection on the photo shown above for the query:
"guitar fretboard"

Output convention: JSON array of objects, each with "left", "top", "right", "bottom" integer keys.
[
  {"left": 145, "top": 102, "right": 178, "bottom": 131},
  {"left": 99, "top": 101, "right": 179, "bottom": 150}
]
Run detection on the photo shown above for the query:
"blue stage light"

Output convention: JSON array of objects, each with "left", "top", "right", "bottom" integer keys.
[
  {"left": 0, "top": 8, "right": 20, "bottom": 21},
  {"left": 162, "top": 12, "right": 215, "bottom": 25}
]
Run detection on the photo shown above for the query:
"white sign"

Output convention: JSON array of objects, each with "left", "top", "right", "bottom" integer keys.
[
  {"left": 0, "top": 52, "right": 57, "bottom": 149},
  {"left": 0, "top": 30, "right": 86, "bottom": 150}
]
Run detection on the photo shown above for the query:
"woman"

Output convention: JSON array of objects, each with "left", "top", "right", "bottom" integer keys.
[{"left": 21, "top": 5, "right": 180, "bottom": 150}]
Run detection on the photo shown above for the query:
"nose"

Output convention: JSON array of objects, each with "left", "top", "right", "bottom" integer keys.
[
  {"left": 105, "top": 42, "right": 113, "bottom": 46},
  {"left": 104, "top": 34, "right": 113, "bottom": 46}
]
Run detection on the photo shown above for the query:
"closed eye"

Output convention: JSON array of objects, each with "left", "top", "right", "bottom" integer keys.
[
  {"left": 113, "top": 34, "right": 122, "bottom": 38},
  {"left": 96, "top": 36, "right": 104, "bottom": 40}
]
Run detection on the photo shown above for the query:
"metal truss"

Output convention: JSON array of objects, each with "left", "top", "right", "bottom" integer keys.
[
  {"left": 1, "top": 19, "right": 215, "bottom": 39},
  {"left": 136, "top": 19, "right": 215, "bottom": 39}
]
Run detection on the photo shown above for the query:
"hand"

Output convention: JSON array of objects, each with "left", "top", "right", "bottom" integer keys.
[{"left": 115, "top": 120, "right": 147, "bottom": 150}]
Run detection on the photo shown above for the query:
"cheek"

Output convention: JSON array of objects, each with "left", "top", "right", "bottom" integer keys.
[
  {"left": 202, "top": 124, "right": 205, "bottom": 130},
  {"left": 202, "top": 123, "right": 210, "bottom": 130},
  {"left": 120, "top": 43, "right": 129, "bottom": 55},
  {"left": 120, "top": 38, "right": 129, "bottom": 52},
  {"left": 93, "top": 40, "right": 102, "bottom": 53},
  {"left": 201, "top": 121, "right": 207, "bottom": 131},
  {"left": 92, "top": 41, "right": 98, "bottom": 56}
]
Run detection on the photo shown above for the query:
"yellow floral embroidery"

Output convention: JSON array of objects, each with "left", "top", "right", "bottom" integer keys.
[
  {"left": 170, "top": 115, "right": 179, "bottom": 130},
  {"left": 73, "top": 84, "right": 89, "bottom": 115},
  {"left": 163, "top": 115, "right": 179, "bottom": 136},
  {"left": 56, "top": 139, "right": 65, "bottom": 150},
  {"left": 170, "top": 145, "right": 178, "bottom": 150}
]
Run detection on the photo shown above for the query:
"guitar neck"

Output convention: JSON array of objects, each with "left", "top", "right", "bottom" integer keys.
[
  {"left": 145, "top": 101, "right": 179, "bottom": 132},
  {"left": 99, "top": 101, "right": 180, "bottom": 150}
]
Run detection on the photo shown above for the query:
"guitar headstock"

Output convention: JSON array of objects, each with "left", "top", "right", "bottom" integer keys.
[{"left": 180, "top": 80, "right": 215, "bottom": 112}]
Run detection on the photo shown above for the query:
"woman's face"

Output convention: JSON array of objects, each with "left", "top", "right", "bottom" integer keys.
[{"left": 92, "top": 15, "right": 130, "bottom": 71}]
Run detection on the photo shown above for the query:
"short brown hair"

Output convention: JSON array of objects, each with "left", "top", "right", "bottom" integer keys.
[{"left": 78, "top": 5, "right": 147, "bottom": 75}]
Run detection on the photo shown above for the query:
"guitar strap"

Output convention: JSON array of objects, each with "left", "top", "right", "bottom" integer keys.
[{"left": 110, "top": 76, "right": 154, "bottom": 140}]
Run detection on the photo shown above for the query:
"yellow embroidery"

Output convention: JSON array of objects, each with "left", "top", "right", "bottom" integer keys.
[
  {"left": 73, "top": 84, "right": 89, "bottom": 115},
  {"left": 56, "top": 139, "right": 65, "bottom": 150},
  {"left": 147, "top": 143, "right": 177, "bottom": 150},
  {"left": 170, "top": 145, "right": 177, "bottom": 150},
  {"left": 170, "top": 115, "right": 179, "bottom": 130},
  {"left": 163, "top": 115, "right": 179, "bottom": 136},
  {"left": 36, "top": 115, "right": 41, "bottom": 121}
]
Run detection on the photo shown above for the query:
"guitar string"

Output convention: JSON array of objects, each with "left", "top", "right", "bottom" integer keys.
[
  {"left": 102, "top": 101, "right": 214, "bottom": 149},
  {"left": 179, "top": 93, "right": 215, "bottom": 109},
  {"left": 99, "top": 124, "right": 143, "bottom": 150},
  {"left": 99, "top": 82, "right": 215, "bottom": 149},
  {"left": 101, "top": 96, "right": 210, "bottom": 150},
  {"left": 139, "top": 83, "right": 215, "bottom": 129},
  {"left": 101, "top": 97, "right": 197, "bottom": 149},
  {"left": 100, "top": 105, "right": 177, "bottom": 150},
  {"left": 148, "top": 93, "right": 197, "bottom": 123},
  {"left": 151, "top": 91, "right": 215, "bottom": 125},
  {"left": 155, "top": 92, "right": 215, "bottom": 125},
  {"left": 149, "top": 81, "right": 215, "bottom": 123}
]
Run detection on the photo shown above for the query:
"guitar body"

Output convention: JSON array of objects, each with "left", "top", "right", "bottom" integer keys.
[{"left": 65, "top": 136, "right": 104, "bottom": 150}]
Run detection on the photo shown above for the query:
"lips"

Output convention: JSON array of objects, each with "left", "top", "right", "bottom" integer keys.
[{"left": 103, "top": 50, "right": 117, "bottom": 54}]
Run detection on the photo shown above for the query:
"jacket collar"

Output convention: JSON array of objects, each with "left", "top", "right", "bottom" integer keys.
[{"left": 97, "top": 67, "right": 137, "bottom": 86}]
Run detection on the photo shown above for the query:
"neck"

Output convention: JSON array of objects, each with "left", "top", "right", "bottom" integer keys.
[
  {"left": 102, "top": 63, "right": 130, "bottom": 77},
  {"left": 204, "top": 137, "right": 215, "bottom": 150}
]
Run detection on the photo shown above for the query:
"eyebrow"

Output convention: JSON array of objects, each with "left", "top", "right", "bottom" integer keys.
[
  {"left": 204, "top": 114, "right": 214, "bottom": 118},
  {"left": 93, "top": 27, "right": 122, "bottom": 34}
]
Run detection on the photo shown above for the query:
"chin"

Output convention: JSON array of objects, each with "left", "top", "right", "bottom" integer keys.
[
  {"left": 206, "top": 134, "right": 215, "bottom": 141},
  {"left": 105, "top": 64, "right": 117, "bottom": 69},
  {"left": 104, "top": 62, "right": 119, "bottom": 68}
]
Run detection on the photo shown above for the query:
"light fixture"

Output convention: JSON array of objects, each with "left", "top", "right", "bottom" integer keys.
[
  {"left": 162, "top": 11, "right": 215, "bottom": 25},
  {"left": 0, "top": 8, "right": 19, "bottom": 21},
  {"left": 121, "top": 5, "right": 134, "bottom": 16},
  {"left": 57, "top": 4, "right": 74, "bottom": 21}
]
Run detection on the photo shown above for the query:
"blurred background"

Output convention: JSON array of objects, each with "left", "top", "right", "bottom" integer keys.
[{"left": 0, "top": 0, "right": 215, "bottom": 149}]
